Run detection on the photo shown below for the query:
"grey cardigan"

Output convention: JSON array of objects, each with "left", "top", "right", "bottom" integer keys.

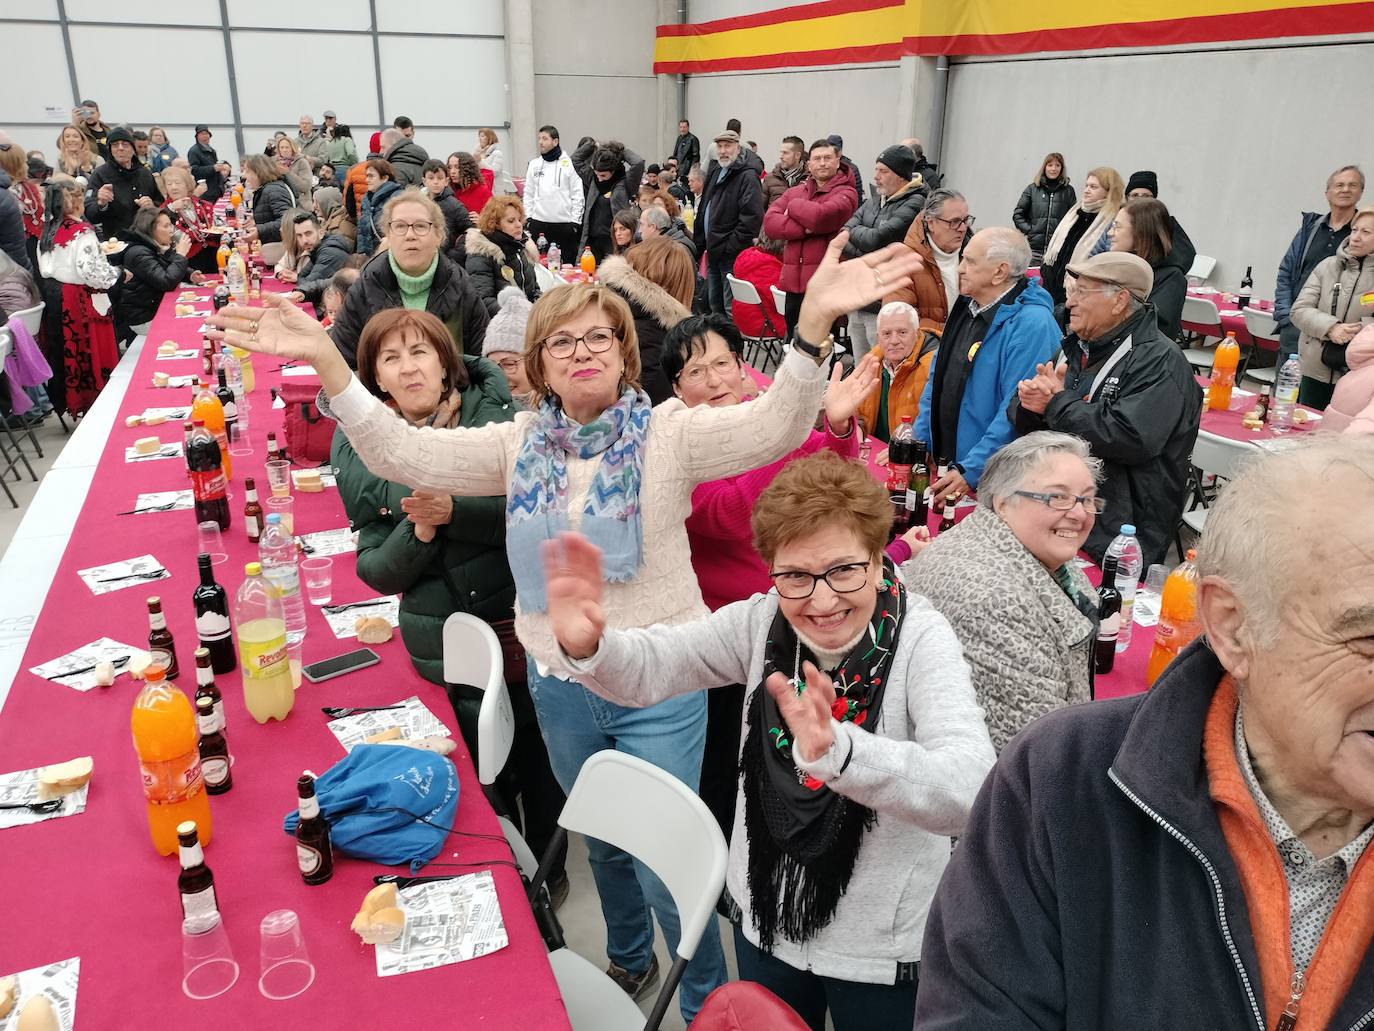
[
  {"left": 901, "top": 505, "right": 1095, "bottom": 753},
  {"left": 558, "top": 589, "right": 995, "bottom": 984}
]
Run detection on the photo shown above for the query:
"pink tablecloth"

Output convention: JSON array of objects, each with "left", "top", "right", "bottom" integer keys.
[
  {"left": 0, "top": 281, "right": 570, "bottom": 1028},
  {"left": 1181, "top": 289, "right": 1274, "bottom": 348},
  {"left": 1194, "top": 375, "right": 1323, "bottom": 442}
]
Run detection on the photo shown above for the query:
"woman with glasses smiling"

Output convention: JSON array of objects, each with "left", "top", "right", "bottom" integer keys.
[
  {"left": 209, "top": 230, "right": 924, "bottom": 1023},
  {"left": 904, "top": 431, "right": 1104, "bottom": 753},
  {"left": 540, "top": 450, "right": 994, "bottom": 1030},
  {"left": 329, "top": 188, "right": 490, "bottom": 368}
]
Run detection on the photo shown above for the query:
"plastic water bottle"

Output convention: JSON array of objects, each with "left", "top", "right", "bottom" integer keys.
[
  {"left": 1104, "top": 525, "right": 1142, "bottom": 652},
  {"left": 1272, "top": 353, "right": 1301, "bottom": 430},
  {"left": 259, "top": 514, "right": 306, "bottom": 657},
  {"left": 225, "top": 250, "right": 247, "bottom": 301},
  {"left": 546, "top": 242, "right": 561, "bottom": 271}
]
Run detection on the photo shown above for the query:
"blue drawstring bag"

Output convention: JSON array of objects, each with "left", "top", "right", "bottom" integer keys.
[{"left": 283, "top": 744, "right": 460, "bottom": 873}]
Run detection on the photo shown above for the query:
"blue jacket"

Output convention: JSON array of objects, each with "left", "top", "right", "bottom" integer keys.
[
  {"left": 915, "top": 279, "right": 1061, "bottom": 487},
  {"left": 1274, "top": 211, "right": 1326, "bottom": 328}
]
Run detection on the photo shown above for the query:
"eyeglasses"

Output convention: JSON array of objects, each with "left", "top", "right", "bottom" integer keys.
[
  {"left": 769, "top": 561, "right": 870, "bottom": 600},
  {"left": 677, "top": 354, "right": 739, "bottom": 385},
  {"left": 1013, "top": 490, "right": 1106, "bottom": 513},
  {"left": 1066, "top": 283, "right": 1121, "bottom": 300},
  {"left": 542, "top": 327, "right": 618, "bottom": 360},
  {"left": 387, "top": 220, "right": 434, "bottom": 238},
  {"left": 930, "top": 214, "right": 975, "bottom": 230},
  {"left": 494, "top": 356, "right": 522, "bottom": 372}
]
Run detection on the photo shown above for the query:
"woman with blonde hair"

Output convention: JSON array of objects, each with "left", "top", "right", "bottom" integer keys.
[
  {"left": 159, "top": 164, "right": 217, "bottom": 274},
  {"left": 242, "top": 153, "right": 296, "bottom": 245},
  {"left": 598, "top": 236, "right": 696, "bottom": 403},
  {"left": 147, "top": 127, "right": 177, "bottom": 172},
  {"left": 474, "top": 127, "right": 515, "bottom": 195},
  {"left": 54, "top": 125, "right": 97, "bottom": 184},
  {"left": 464, "top": 195, "right": 540, "bottom": 314},
  {"left": 1038, "top": 165, "right": 1123, "bottom": 304},
  {"left": 274, "top": 135, "right": 313, "bottom": 199},
  {"left": 1013, "top": 152, "right": 1075, "bottom": 262}
]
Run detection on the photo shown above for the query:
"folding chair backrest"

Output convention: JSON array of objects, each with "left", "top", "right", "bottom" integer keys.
[
  {"left": 1182, "top": 295, "right": 1222, "bottom": 331},
  {"left": 769, "top": 285, "right": 787, "bottom": 314},
  {"left": 1187, "top": 255, "right": 1217, "bottom": 282},
  {"left": 12, "top": 303, "right": 44, "bottom": 336},
  {"left": 1242, "top": 307, "right": 1279, "bottom": 351},
  {"left": 726, "top": 273, "right": 762, "bottom": 306},
  {"left": 1191, "top": 429, "right": 1255, "bottom": 480},
  {"left": 559, "top": 750, "right": 727, "bottom": 961},
  {"left": 441, "top": 613, "right": 511, "bottom": 786}
]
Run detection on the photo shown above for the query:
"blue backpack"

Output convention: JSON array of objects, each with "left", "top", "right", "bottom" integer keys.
[{"left": 283, "top": 744, "right": 460, "bottom": 873}]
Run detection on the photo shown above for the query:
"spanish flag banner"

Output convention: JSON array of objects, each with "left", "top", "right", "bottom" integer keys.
[{"left": 653, "top": 0, "right": 1374, "bottom": 73}]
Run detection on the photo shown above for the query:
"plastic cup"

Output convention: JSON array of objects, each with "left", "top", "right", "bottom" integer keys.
[
  {"left": 197, "top": 521, "right": 228, "bottom": 565},
  {"left": 1143, "top": 563, "right": 1169, "bottom": 598},
  {"left": 258, "top": 909, "right": 314, "bottom": 1000},
  {"left": 265, "top": 459, "right": 291, "bottom": 499},
  {"left": 182, "top": 911, "right": 239, "bottom": 1000},
  {"left": 301, "top": 557, "right": 333, "bottom": 606},
  {"left": 264, "top": 496, "right": 294, "bottom": 535}
]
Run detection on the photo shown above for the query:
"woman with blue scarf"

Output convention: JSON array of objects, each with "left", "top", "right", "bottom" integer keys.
[{"left": 209, "top": 231, "right": 922, "bottom": 1023}]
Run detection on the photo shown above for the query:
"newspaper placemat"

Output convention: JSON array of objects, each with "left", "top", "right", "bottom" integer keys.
[
  {"left": 28, "top": 637, "right": 143, "bottom": 692},
  {"left": 326, "top": 695, "right": 450, "bottom": 752},
  {"left": 322, "top": 596, "right": 400, "bottom": 640},
  {"left": 376, "top": 872, "right": 507, "bottom": 977},
  {"left": 280, "top": 364, "right": 319, "bottom": 378},
  {"left": 0, "top": 766, "right": 90, "bottom": 830},
  {"left": 0, "top": 956, "right": 80, "bottom": 1031},
  {"left": 1131, "top": 593, "right": 1161, "bottom": 628},
  {"left": 131, "top": 490, "right": 195, "bottom": 514},
  {"left": 155, "top": 349, "right": 199, "bottom": 361},
  {"left": 298, "top": 527, "right": 355, "bottom": 558},
  {"left": 77, "top": 555, "right": 169, "bottom": 596},
  {"left": 124, "top": 441, "right": 183, "bottom": 463},
  {"left": 140, "top": 406, "right": 190, "bottom": 421}
]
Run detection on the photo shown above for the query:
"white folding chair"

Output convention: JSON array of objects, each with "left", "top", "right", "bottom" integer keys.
[
  {"left": 1186, "top": 254, "right": 1217, "bottom": 285},
  {"left": 1180, "top": 430, "right": 1256, "bottom": 538},
  {"left": 0, "top": 327, "right": 33, "bottom": 506},
  {"left": 1180, "top": 296, "right": 1223, "bottom": 371},
  {"left": 770, "top": 285, "right": 787, "bottom": 333},
  {"left": 529, "top": 751, "right": 729, "bottom": 1031},
  {"left": 725, "top": 273, "right": 784, "bottom": 371},
  {"left": 1240, "top": 307, "right": 1280, "bottom": 388},
  {"left": 12, "top": 303, "right": 43, "bottom": 337}
]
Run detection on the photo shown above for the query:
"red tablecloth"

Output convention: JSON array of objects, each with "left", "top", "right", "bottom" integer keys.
[
  {"left": 0, "top": 281, "right": 570, "bottom": 1028},
  {"left": 1181, "top": 289, "right": 1274, "bottom": 348}
]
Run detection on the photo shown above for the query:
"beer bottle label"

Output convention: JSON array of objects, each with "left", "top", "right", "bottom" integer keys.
[
  {"left": 245, "top": 514, "right": 260, "bottom": 538},
  {"left": 181, "top": 884, "right": 218, "bottom": 921},
  {"left": 202, "top": 756, "right": 231, "bottom": 788},
  {"left": 297, "top": 843, "right": 323, "bottom": 875},
  {"left": 904, "top": 488, "right": 918, "bottom": 511}
]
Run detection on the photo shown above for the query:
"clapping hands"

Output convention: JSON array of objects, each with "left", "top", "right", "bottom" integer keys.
[{"left": 1016, "top": 361, "right": 1067, "bottom": 415}]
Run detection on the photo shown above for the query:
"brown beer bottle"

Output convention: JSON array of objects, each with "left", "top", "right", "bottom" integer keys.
[
  {"left": 243, "top": 477, "right": 264, "bottom": 544},
  {"left": 193, "top": 647, "right": 225, "bottom": 733},
  {"left": 937, "top": 500, "right": 957, "bottom": 536},
  {"left": 265, "top": 433, "right": 283, "bottom": 465},
  {"left": 177, "top": 819, "right": 218, "bottom": 921},
  {"left": 147, "top": 596, "right": 180, "bottom": 679},
  {"left": 196, "top": 696, "right": 232, "bottom": 795},
  {"left": 295, "top": 773, "right": 334, "bottom": 885}
]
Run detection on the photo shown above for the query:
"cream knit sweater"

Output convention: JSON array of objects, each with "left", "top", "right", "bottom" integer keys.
[{"left": 326, "top": 350, "right": 827, "bottom": 667}]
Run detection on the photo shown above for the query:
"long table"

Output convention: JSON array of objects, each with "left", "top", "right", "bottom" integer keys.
[{"left": 0, "top": 279, "right": 570, "bottom": 1028}]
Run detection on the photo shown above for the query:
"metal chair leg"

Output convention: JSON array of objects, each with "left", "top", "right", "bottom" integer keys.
[{"left": 0, "top": 421, "right": 37, "bottom": 481}]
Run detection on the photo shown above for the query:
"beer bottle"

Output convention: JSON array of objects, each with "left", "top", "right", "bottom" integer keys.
[
  {"left": 193, "top": 553, "right": 236, "bottom": 674},
  {"left": 193, "top": 647, "right": 224, "bottom": 733},
  {"left": 265, "top": 433, "right": 283, "bottom": 465},
  {"left": 177, "top": 820, "right": 219, "bottom": 921},
  {"left": 147, "top": 596, "right": 180, "bottom": 680},
  {"left": 243, "top": 477, "right": 264, "bottom": 544},
  {"left": 937, "top": 499, "right": 957, "bottom": 536},
  {"left": 295, "top": 773, "right": 334, "bottom": 885},
  {"left": 1254, "top": 382, "right": 1272, "bottom": 425},
  {"left": 200, "top": 340, "right": 214, "bottom": 379},
  {"left": 196, "top": 697, "right": 232, "bottom": 795},
  {"left": 1095, "top": 554, "right": 1122, "bottom": 676}
]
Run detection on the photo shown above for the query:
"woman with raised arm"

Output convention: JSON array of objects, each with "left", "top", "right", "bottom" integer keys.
[{"left": 210, "top": 230, "right": 922, "bottom": 1025}]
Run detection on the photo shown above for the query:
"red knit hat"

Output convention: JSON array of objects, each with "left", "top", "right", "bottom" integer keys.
[{"left": 369, "top": 131, "right": 382, "bottom": 155}]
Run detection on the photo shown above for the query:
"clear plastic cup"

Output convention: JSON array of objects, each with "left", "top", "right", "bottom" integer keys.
[
  {"left": 182, "top": 911, "right": 239, "bottom": 1000},
  {"left": 1143, "top": 563, "right": 1169, "bottom": 599},
  {"left": 265, "top": 459, "right": 291, "bottom": 499},
  {"left": 258, "top": 909, "right": 314, "bottom": 1000},
  {"left": 301, "top": 557, "right": 333, "bottom": 606},
  {"left": 228, "top": 415, "right": 253, "bottom": 457},
  {"left": 264, "top": 496, "right": 294, "bottom": 535},
  {"left": 197, "top": 521, "right": 228, "bottom": 565}
]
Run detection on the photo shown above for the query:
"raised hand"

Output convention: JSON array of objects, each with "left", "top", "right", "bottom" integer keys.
[
  {"left": 822, "top": 351, "right": 881, "bottom": 431},
  {"left": 541, "top": 532, "right": 607, "bottom": 661},
  {"left": 797, "top": 231, "right": 924, "bottom": 342},
  {"left": 206, "top": 291, "right": 331, "bottom": 364},
  {"left": 765, "top": 660, "right": 836, "bottom": 764}
]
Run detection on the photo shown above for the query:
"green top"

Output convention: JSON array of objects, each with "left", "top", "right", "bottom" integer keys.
[{"left": 389, "top": 251, "right": 439, "bottom": 310}]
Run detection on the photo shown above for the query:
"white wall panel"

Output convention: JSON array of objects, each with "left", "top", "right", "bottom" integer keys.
[
  {"left": 0, "top": 24, "right": 73, "bottom": 123},
  {"left": 19, "top": 0, "right": 59, "bottom": 19},
  {"left": 226, "top": 0, "right": 371, "bottom": 31},
  {"left": 377, "top": 37, "right": 508, "bottom": 125},
  {"left": 231, "top": 31, "right": 378, "bottom": 127},
  {"left": 942, "top": 43, "right": 1374, "bottom": 297},
  {"left": 68, "top": 26, "right": 232, "bottom": 124},
  {"left": 376, "top": 1, "right": 503, "bottom": 35},
  {"left": 64, "top": 0, "right": 220, "bottom": 25}
]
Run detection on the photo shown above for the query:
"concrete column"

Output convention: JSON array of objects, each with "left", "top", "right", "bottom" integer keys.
[
  {"left": 504, "top": 0, "right": 537, "bottom": 172},
  {"left": 655, "top": 0, "right": 683, "bottom": 172},
  {"left": 895, "top": 54, "right": 943, "bottom": 156}
]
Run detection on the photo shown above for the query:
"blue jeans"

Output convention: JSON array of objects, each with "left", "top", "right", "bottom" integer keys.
[
  {"left": 705, "top": 251, "right": 736, "bottom": 319},
  {"left": 525, "top": 659, "right": 727, "bottom": 1022}
]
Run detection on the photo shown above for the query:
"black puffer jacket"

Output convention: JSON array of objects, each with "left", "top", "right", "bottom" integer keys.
[
  {"left": 430, "top": 185, "right": 472, "bottom": 265},
  {"left": 249, "top": 179, "right": 296, "bottom": 244},
  {"left": 693, "top": 159, "right": 764, "bottom": 262},
  {"left": 84, "top": 160, "right": 164, "bottom": 241},
  {"left": 463, "top": 227, "right": 540, "bottom": 315},
  {"left": 186, "top": 142, "right": 224, "bottom": 203},
  {"left": 842, "top": 179, "right": 927, "bottom": 257},
  {"left": 330, "top": 251, "right": 490, "bottom": 367},
  {"left": 293, "top": 233, "right": 354, "bottom": 305},
  {"left": 1012, "top": 178, "right": 1077, "bottom": 256},
  {"left": 571, "top": 140, "right": 645, "bottom": 261},
  {"left": 384, "top": 140, "right": 429, "bottom": 186},
  {"left": 116, "top": 229, "right": 189, "bottom": 328},
  {"left": 597, "top": 255, "right": 691, "bottom": 405}
]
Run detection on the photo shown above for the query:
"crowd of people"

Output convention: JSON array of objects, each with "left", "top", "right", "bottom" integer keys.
[{"left": 2, "top": 98, "right": 1372, "bottom": 1031}]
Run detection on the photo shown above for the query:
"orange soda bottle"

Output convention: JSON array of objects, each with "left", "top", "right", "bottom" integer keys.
[
  {"left": 579, "top": 246, "right": 596, "bottom": 279},
  {"left": 131, "top": 664, "right": 212, "bottom": 855},
  {"left": 216, "top": 240, "right": 230, "bottom": 273},
  {"left": 1208, "top": 332, "right": 1240, "bottom": 411},
  {"left": 1145, "top": 549, "right": 1201, "bottom": 686},
  {"left": 192, "top": 378, "right": 231, "bottom": 480}
]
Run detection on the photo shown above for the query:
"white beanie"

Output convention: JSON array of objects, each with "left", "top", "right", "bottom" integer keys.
[{"left": 483, "top": 286, "right": 533, "bottom": 357}]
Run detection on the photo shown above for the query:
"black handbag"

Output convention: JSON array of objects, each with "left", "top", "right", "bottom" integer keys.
[{"left": 1322, "top": 281, "right": 1354, "bottom": 373}]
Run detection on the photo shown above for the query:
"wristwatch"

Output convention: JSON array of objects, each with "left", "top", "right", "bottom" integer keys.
[{"left": 792, "top": 333, "right": 834, "bottom": 364}]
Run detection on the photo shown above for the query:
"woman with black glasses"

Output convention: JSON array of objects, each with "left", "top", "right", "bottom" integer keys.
[{"left": 903, "top": 431, "right": 1103, "bottom": 752}]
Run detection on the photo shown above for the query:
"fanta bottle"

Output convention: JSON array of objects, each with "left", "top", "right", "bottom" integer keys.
[
  {"left": 580, "top": 246, "right": 596, "bottom": 279},
  {"left": 131, "top": 664, "right": 212, "bottom": 855},
  {"left": 1208, "top": 333, "right": 1240, "bottom": 411},
  {"left": 235, "top": 562, "right": 295, "bottom": 723},
  {"left": 216, "top": 240, "right": 230, "bottom": 273},
  {"left": 1145, "top": 550, "right": 1201, "bottom": 686}
]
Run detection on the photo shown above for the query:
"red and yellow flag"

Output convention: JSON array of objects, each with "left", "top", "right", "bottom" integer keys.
[{"left": 654, "top": 0, "right": 1374, "bottom": 73}]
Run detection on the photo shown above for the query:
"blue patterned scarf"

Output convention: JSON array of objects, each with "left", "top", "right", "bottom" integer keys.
[{"left": 505, "top": 387, "right": 652, "bottom": 611}]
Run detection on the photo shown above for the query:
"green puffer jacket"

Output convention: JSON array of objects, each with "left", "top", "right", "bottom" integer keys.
[{"left": 331, "top": 355, "right": 518, "bottom": 710}]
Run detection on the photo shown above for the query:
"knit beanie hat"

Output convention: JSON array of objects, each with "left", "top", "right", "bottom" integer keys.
[
  {"left": 369, "top": 131, "right": 383, "bottom": 156},
  {"left": 483, "top": 286, "right": 533, "bottom": 357},
  {"left": 876, "top": 145, "right": 915, "bottom": 181},
  {"left": 107, "top": 126, "right": 135, "bottom": 147},
  {"left": 1126, "top": 170, "right": 1158, "bottom": 197}
]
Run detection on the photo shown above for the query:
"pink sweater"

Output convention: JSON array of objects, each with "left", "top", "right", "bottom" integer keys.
[{"left": 688, "top": 420, "right": 906, "bottom": 611}]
